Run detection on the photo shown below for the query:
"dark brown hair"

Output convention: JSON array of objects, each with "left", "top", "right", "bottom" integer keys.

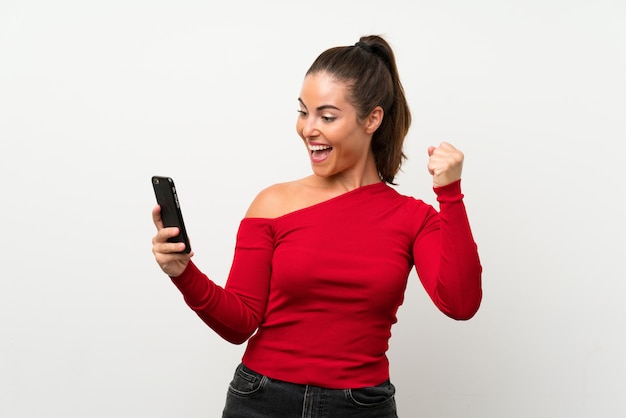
[{"left": 305, "top": 35, "right": 412, "bottom": 184}]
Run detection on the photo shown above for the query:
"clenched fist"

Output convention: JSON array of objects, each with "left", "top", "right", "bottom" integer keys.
[{"left": 427, "top": 142, "right": 464, "bottom": 188}]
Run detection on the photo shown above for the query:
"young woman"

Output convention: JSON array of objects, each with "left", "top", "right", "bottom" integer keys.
[{"left": 151, "top": 34, "right": 482, "bottom": 418}]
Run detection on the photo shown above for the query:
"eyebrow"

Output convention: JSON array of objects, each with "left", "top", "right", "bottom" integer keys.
[{"left": 298, "top": 98, "right": 341, "bottom": 112}]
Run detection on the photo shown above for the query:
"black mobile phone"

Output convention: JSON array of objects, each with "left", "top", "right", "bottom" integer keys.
[{"left": 151, "top": 176, "right": 191, "bottom": 253}]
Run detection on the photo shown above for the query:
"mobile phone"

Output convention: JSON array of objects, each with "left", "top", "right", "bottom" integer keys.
[{"left": 151, "top": 176, "right": 191, "bottom": 253}]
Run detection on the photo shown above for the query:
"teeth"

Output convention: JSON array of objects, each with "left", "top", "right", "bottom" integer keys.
[{"left": 309, "top": 145, "right": 332, "bottom": 151}]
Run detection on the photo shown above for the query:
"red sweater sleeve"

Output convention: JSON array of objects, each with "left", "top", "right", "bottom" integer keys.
[
  {"left": 169, "top": 219, "right": 273, "bottom": 344},
  {"left": 412, "top": 180, "right": 482, "bottom": 320}
]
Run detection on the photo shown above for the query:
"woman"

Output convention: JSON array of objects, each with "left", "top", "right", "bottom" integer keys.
[{"left": 152, "top": 34, "right": 482, "bottom": 417}]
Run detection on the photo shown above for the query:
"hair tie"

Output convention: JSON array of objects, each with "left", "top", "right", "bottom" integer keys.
[{"left": 355, "top": 41, "right": 374, "bottom": 54}]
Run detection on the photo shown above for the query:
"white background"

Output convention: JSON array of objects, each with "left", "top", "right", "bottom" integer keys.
[{"left": 1, "top": 1, "right": 625, "bottom": 417}]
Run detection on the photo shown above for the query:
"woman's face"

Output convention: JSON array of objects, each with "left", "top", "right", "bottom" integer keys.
[{"left": 296, "top": 72, "right": 375, "bottom": 180}]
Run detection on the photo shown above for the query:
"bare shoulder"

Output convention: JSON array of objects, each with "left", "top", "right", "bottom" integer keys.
[
  {"left": 244, "top": 181, "right": 303, "bottom": 219},
  {"left": 245, "top": 176, "right": 339, "bottom": 219}
]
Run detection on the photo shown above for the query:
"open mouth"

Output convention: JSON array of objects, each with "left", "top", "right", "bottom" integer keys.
[{"left": 309, "top": 144, "right": 333, "bottom": 161}]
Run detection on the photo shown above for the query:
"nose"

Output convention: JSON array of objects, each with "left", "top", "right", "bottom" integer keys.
[{"left": 300, "top": 116, "right": 320, "bottom": 139}]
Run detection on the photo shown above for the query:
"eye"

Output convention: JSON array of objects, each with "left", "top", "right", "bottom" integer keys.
[
  {"left": 321, "top": 115, "right": 336, "bottom": 123},
  {"left": 297, "top": 109, "right": 308, "bottom": 117}
]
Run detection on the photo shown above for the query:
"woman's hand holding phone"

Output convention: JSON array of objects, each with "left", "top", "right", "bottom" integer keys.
[{"left": 152, "top": 205, "right": 193, "bottom": 277}]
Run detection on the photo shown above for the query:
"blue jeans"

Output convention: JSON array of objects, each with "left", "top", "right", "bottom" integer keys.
[{"left": 222, "top": 363, "right": 398, "bottom": 418}]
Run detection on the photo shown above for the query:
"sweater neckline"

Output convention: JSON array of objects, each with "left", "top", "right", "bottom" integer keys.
[{"left": 245, "top": 181, "right": 389, "bottom": 222}]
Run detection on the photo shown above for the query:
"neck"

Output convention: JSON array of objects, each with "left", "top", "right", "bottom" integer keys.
[{"left": 314, "top": 157, "right": 381, "bottom": 192}]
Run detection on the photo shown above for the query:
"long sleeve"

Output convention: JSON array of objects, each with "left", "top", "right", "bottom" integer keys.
[
  {"left": 412, "top": 180, "right": 483, "bottom": 320},
  {"left": 170, "top": 219, "right": 274, "bottom": 344}
]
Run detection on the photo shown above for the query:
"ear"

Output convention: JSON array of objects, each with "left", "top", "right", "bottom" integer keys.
[{"left": 364, "top": 106, "right": 384, "bottom": 134}]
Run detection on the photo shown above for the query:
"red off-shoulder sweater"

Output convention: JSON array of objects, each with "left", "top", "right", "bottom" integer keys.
[{"left": 170, "top": 180, "right": 482, "bottom": 389}]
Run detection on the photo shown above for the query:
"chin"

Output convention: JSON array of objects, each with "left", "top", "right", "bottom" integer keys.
[{"left": 310, "top": 167, "right": 333, "bottom": 178}]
